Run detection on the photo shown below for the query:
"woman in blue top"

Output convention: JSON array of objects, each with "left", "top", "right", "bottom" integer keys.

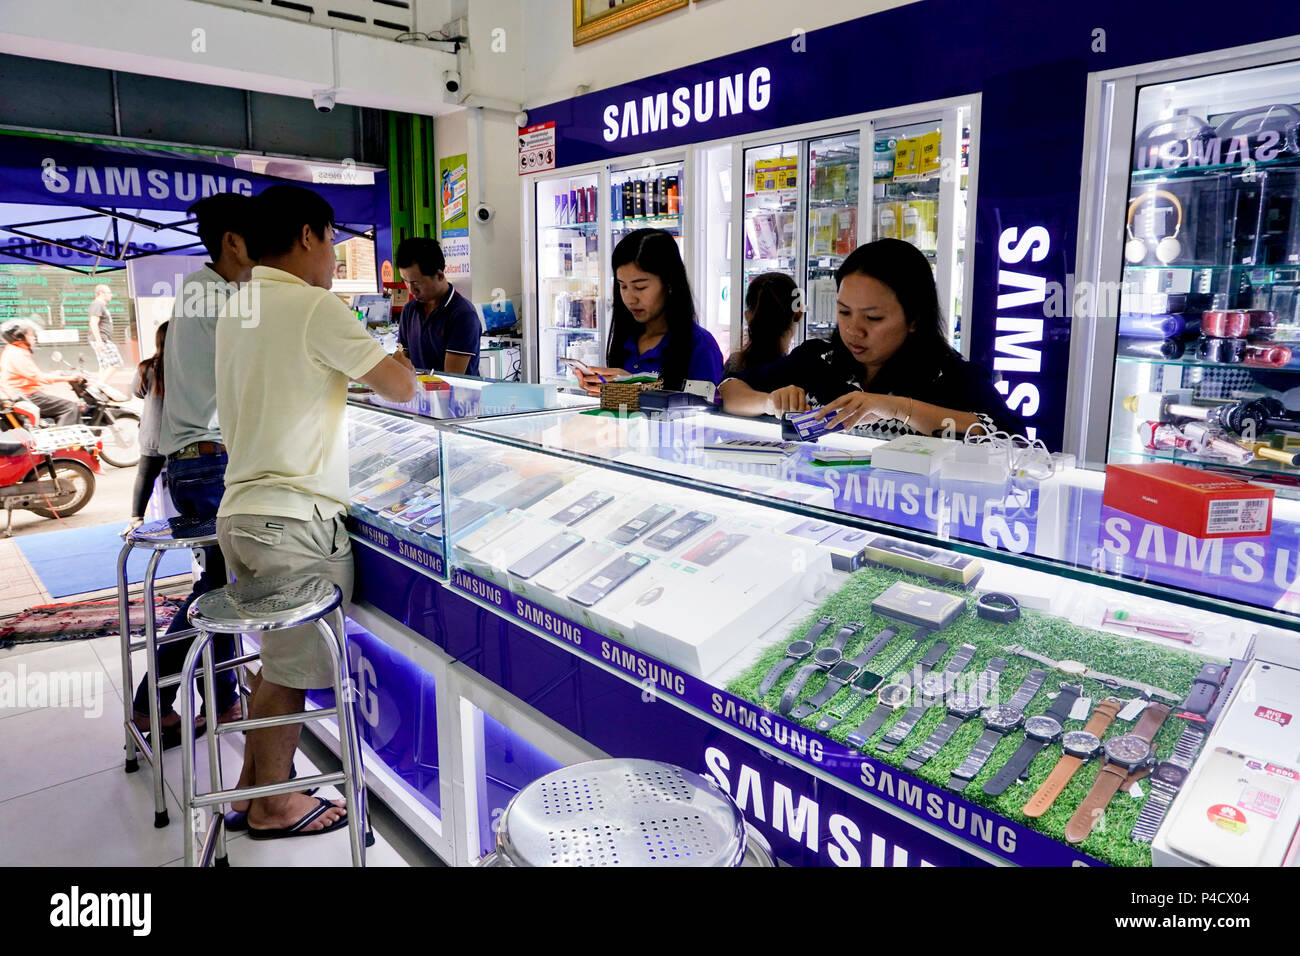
[{"left": 574, "top": 228, "right": 723, "bottom": 394}]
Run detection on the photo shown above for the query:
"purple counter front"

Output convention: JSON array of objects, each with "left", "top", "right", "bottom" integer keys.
[{"left": 343, "top": 535, "right": 1101, "bottom": 867}]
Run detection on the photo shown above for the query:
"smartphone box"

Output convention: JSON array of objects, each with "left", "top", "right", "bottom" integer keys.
[
  {"left": 633, "top": 538, "right": 831, "bottom": 677},
  {"left": 458, "top": 470, "right": 528, "bottom": 504},
  {"left": 579, "top": 495, "right": 653, "bottom": 542},
  {"left": 577, "top": 556, "right": 693, "bottom": 649},
  {"left": 522, "top": 540, "right": 619, "bottom": 615},
  {"left": 459, "top": 516, "right": 561, "bottom": 586},
  {"left": 1103, "top": 463, "right": 1273, "bottom": 539},
  {"left": 818, "top": 526, "right": 875, "bottom": 571},
  {"left": 779, "top": 516, "right": 845, "bottom": 544},
  {"left": 871, "top": 435, "right": 959, "bottom": 475},
  {"left": 454, "top": 511, "right": 528, "bottom": 558}
]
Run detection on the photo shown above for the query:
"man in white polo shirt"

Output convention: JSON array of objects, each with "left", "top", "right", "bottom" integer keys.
[{"left": 216, "top": 184, "right": 416, "bottom": 838}]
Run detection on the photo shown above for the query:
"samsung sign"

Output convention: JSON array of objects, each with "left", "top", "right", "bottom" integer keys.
[{"left": 602, "top": 67, "right": 772, "bottom": 143}]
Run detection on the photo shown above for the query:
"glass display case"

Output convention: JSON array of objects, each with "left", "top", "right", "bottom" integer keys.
[
  {"left": 805, "top": 132, "right": 861, "bottom": 341},
  {"left": 418, "top": 406, "right": 1299, "bottom": 867},
  {"left": 742, "top": 140, "right": 801, "bottom": 314},
  {"left": 534, "top": 171, "right": 603, "bottom": 384}
]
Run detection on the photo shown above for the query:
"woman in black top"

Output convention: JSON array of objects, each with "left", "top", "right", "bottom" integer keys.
[
  {"left": 720, "top": 239, "right": 1023, "bottom": 437},
  {"left": 722, "top": 271, "right": 801, "bottom": 377}
]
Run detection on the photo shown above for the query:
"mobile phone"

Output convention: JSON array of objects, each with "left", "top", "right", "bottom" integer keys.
[
  {"left": 607, "top": 504, "right": 675, "bottom": 545},
  {"left": 568, "top": 553, "right": 651, "bottom": 607},
  {"left": 682, "top": 531, "right": 749, "bottom": 567},
  {"left": 551, "top": 490, "right": 615, "bottom": 526},
  {"left": 491, "top": 474, "right": 566, "bottom": 512},
  {"left": 559, "top": 357, "right": 592, "bottom": 373},
  {"left": 508, "top": 532, "right": 585, "bottom": 579},
  {"left": 393, "top": 498, "right": 442, "bottom": 528},
  {"left": 379, "top": 487, "right": 435, "bottom": 518},
  {"left": 644, "top": 510, "right": 716, "bottom": 551}
]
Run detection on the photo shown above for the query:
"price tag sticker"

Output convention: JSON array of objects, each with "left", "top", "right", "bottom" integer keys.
[
  {"left": 1070, "top": 696, "right": 1092, "bottom": 721},
  {"left": 1118, "top": 698, "right": 1148, "bottom": 722}
]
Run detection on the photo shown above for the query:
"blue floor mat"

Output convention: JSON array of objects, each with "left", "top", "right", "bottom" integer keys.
[{"left": 16, "top": 522, "right": 194, "bottom": 599}]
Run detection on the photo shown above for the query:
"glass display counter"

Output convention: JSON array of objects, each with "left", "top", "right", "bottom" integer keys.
[{"left": 342, "top": 403, "right": 1300, "bottom": 866}]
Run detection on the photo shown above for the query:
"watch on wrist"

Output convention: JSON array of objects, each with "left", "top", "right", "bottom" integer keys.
[
  {"left": 903, "top": 658, "right": 1007, "bottom": 771},
  {"left": 945, "top": 668, "right": 1047, "bottom": 791},
  {"left": 758, "top": 616, "right": 833, "bottom": 696},
  {"left": 1064, "top": 702, "right": 1171, "bottom": 844},
  {"left": 790, "top": 627, "right": 897, "bottom": 720},
  {"left": 981, "top": 683, "right": 1082, "bottom": 797},
  {"left": 845, "top": 641, "right": 949, "bottom": 749},
  {"left": 877, "top": 643, "right": 976, "bottom": 753},
  {"left": 1020, "top": 697, "right": 1122, "bottom": 818}
]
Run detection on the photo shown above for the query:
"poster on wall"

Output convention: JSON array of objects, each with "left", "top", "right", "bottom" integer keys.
[
  {"left": 518, "top": 122, "right": 557, "bottom": 175},
  {"left": 439, "top": 154, "right": 469, "bottom": 232}
]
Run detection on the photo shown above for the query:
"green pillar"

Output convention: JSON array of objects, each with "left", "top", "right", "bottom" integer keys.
[{"left": 388, "top": 112, "right": 438, "bottom": 249}]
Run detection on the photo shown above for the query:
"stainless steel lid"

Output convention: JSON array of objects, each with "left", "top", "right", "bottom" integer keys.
[{"left": 495, "top": 758, "right": 748, "bottom": 867}]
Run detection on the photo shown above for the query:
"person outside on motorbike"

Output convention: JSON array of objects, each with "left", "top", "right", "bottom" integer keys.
[{"left": 0, "top": 320, "right": 83, "bottom": 425}]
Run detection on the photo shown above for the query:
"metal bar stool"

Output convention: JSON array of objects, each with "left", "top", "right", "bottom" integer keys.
[
  {"left": 178, "top": 575, "right": 369, "bottom": 867},
  {"left": 116, "top": 516, "right": 252, "bottom": 828}
]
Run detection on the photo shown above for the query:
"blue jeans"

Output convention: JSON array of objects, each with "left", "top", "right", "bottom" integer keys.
[{"left": 131, "top": 451, "right": 238, "bottom": 718}]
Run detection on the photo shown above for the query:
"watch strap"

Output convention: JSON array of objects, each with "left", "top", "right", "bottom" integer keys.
[
  {"left": 847, "top": 642, "right": 950, "bottom": 750},
  {"left": 1169, "top": 723, "right": 1206, "bottom": 771},
  {"left": 829, "top": 622, "right": 863, "bottom": 654},
  {"left": 1133, "top": 702, "right": 1172, "bottom": 743},
  {"left": 941, "top": 643, "right": 978, "bottom": 679},
  {"left": 982, "top": 735, "right": 1048, "bottom": 796},
  {"left": 758, "top": 657, "right": 797, "bottom": 697},
  {"left": 904, "top": 713, "right": 964, "bottom": 771},
  {"left": 916, "top": 640, "right": 949, "bottom": 673},
  {"left": 1065, "top": 764, "right": 1129, "bottom": 844},
  {"left": 1021, "top": 753, "right": 1085, "bottom": 818},
  {"left": 1131, "top": 777, "right": 1181, "bottom": 844},
  {"left": 1180, "top": 662, "right": 1227, "bottom": 716},
  {"left": 949, "top": 727, "right": 1004, "bottom": 790},
  {"left": 792, "top": 627, "right": 900, "bottom": 718},
  {"left": 878, "top": 702, "right": 926, "bottom": 752},
  {"left": 1009, "top": 668, "right": 1048, "bottom": 711},
  {"left": 1044, "top": 684, "right": 1083, "bottom": 723},
  {"left": 816, "top": 690, "right": 871, "bottom": 733},
  {"left": 1084, "top": 697, "right": 1123, "bottom": 737},
  {"left": 779, "top": 663, "right": 819, "bottom": 715}
]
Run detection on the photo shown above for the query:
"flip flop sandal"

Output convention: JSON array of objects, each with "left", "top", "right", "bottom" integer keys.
[
  {"left": 246, "top": 796, "right": 348, "bottom": 841},
  {"left": 225, "top": 765, "right": 319, "bottom": 832}
]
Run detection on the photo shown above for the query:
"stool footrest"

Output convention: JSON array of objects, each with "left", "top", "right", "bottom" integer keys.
[
  {"left": 216, "top": 708, "right": 338, "bottom": 734},
  {"left": 124, "top": 721, "right": 154, "bottom": 765},
  {"left": 155, "top": 652, "right": 261, "bottom": 691},
  {"left": 191, "top": 772, "right": 346, "bottom": 808},
  {"left": 128, "top": 625, "right": 203, "bottom": 654}
]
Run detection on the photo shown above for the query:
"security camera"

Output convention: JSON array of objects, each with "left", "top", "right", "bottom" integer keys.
[
  {"left": 312, "top": 89, "right": 336, "bottom": 113},
  {"left": 443, "top": 70, "right": 462, "bottom": 95},
  {"left": 474, "top": 203, "right": 495, "bottom": 223},
  {"left": 514, "top": 111, "right": 529, "bottom": 129}
]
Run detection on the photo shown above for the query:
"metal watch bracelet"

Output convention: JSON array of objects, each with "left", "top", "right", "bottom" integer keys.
[{"left": 1003, "top": 644, "right": 1181, "bottom": 703}]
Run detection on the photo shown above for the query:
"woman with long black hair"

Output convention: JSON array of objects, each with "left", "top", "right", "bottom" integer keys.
[
  {"left": 723, "top": 271, "right": 802, "bottom": 377},
  {"left": 574, "top": 228, "right": 723, "bottom": 394},
  {"left": 720, "top": 238, "right": 1024, "bottom": 437}
]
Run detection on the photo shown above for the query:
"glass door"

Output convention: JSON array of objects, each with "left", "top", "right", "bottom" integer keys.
[
  {"left": 805, "top": 132, "right": 861, "bottom": 341},
  {"left": 534, "top": 172, "right": 603, "bottom": 384},
  {"left": 696, "top": 144, "right": 734, "bottom": 358},
  {"left": 742, "top": 141, "right": 801, "bottom": 344},
  {"left": 610, "top": 160, "right": 685, "bottom": 251}
]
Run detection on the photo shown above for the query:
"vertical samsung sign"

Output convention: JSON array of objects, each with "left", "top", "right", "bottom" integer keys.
[{"left": 993, "top": 224, "right": 1053, "bottom": 441}]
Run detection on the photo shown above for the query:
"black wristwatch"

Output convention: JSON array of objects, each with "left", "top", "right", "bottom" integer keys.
[
  {"left": 778, "top": 622, "right": 862, "bottom": 715},
  {"left": 946, "top": 668, "right": 1048, "bottom": 790},
  {"left": 816, "top": 634, "right": 920, "bottom": 733},
  {"left": 903, "top": 658, "right": 1008, "bottom": 771},
  {"left": 1179, "top": 661, "right": 1228, "bottom": 717},
  {"left": 877, "top": 643, "right": 977, "bottom": 753},
  {"left": 845, "top": 641, "right": 949, "bottom": 749},
  {"left": 982, "top": 683, "right": 1082, "bottom": 796},
  {"left": 1130, "top": 723, "right": 1206, "bottom": 844},
  {"left": 790, "top": 627, "right": 898, "bottom": 720},
  {"left": 758, "top": 616, "right": 833, "bottom": 696}
]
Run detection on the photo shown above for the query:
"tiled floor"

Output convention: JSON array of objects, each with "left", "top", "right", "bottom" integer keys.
[{"left": 0, "top": 632, "right": 432, "bottom": 867}]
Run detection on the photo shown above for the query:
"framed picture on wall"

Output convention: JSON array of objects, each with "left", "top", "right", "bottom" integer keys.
[{"left": 573, "top": 0, "right": 688, "bottom": 46}]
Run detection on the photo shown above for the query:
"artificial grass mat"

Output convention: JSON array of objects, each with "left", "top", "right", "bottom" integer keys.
[{"left": 727, "top": 564, "right": 1213, "bottom": 867}]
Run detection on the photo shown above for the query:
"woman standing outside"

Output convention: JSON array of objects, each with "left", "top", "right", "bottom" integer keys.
[
  {"left": 720, "top": 239, "right": 1024, "bottom": 437},
  {"left": 574, "top": 228, "right": 723, "bottom": 394},
  {"left": 723, "top": 271, "right": 802, "bottom": 377},
  {"left": 126, "top": 321, "right": 167, "bottom": 534}
]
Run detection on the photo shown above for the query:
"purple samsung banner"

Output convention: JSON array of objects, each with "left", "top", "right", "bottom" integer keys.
[
  {"left": 348, "top": 515, "right": 445, "bottom": 578},
  {"left": 447, "top": 566, "right": 1098, "bottom": 866}
]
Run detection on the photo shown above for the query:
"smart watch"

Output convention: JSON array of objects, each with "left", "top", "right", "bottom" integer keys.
[
  {"left": 845, "top": 641, "right": 949, "bottom": 749},
  {"left": 789, "top": 627, "right": 898, "bottom": 720},
  {"left": 1064, "top": 702, "right": 1171, "bottom": 844},
  {"left": 778, "top": 622, "right": 863, "bottom": 715},
  {"left": 1179, "top": 661, "right": 1227, "bottom": 717},
  {"left": 903, "top": 658, "right": 1007, "bottom": 771},
  {"left": 946, "top": 668, "right": 1048, "bottom": 791},
  {"left": 877, "top": 644, "right": 977, "bottom": 753},
  {"left": 816, "top": 635, "right": 921, "bottom": 733},
  {"left": 1020, "top": 697, "right": 1123, "bottom": 817},
  {"left": 976, "top": 592, "right": 1020, "bottom": 623},
  {"left": 758, "top": 616, "right": 833, "bottom": 696},
  {"left": 982, "top": 683, "right": 1083, "bottom": 796}
]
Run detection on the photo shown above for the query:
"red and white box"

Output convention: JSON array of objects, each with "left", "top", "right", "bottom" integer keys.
[{"left": 1102, "top": 463, "right": 1273, "bottom": 539}]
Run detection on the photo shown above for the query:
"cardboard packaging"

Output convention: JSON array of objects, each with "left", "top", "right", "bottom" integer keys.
[
  {"left": 1102, "top": 463, "right": 1273, "bottom": 539},
  {"left": 871, "top": 435, "right": 958, "bottom": 476}
]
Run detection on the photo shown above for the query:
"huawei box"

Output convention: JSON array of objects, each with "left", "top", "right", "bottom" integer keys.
[{"left": 1102, "top": 463, "right": 1273, "bottom": 539}]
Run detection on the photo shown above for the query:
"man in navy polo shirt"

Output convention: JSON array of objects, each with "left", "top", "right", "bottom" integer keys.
[{"left": 395, "top": 237, "right": 481, "bottom": 376}]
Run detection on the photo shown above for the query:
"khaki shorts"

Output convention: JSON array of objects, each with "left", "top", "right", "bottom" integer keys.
[{"left": 217, "top": 510, "right": 353, "bottom": 690}]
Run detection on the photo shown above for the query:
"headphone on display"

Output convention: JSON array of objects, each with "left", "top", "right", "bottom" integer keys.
[{"left": 1126, "top": 189, "right": 1184, "bottom": 265}]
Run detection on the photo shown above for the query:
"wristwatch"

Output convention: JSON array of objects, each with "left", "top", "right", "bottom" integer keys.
[
  {"left": 946, "top": 668, "right": 1048, "bottom": 791},
  {"left": 845, "top": 641, "right": 949, "bottom": 749},
  {"left": 903, "top": 658, "right": 1008, "bottom": 771},
  {"left": 982, "top": 683, "right": 1083, "bottom": 796},
  {"left": 1003, "top": 644, "right": 1181, "bottom": 703},
  {"left": 758, "top": 616, "right": 834, "bottom": 696},
  {"left": 1064, "top": 702, "right": 1172, "bottom": 844},
  {"left": 778, "top": 622, "right": 863, "bottom": 715},
  {"left": 789, "top": 627, "right": 898, "bottom": 720},
  {"left": 1179, "top": 661, "right": 1228, "bottom": 717},
  {"left": 976, "top": 592, "right": 1020, "bottom": 623},
  {"left": 1020, "top": 697, "right": 1123, "bottom": 817},
  {"left": 1130, "top": 723, "right": 1206, "bottom": 844},
  {"left": 877, "top": 644, "right": 977, "bottom": 753},
  {"left": 815, "top": 632, "right": 918, "bottom": 733}
]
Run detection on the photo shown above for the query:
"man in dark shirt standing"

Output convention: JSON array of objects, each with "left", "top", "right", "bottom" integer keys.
[{"left": 395, "top": 237, "right": 481, "bottom": 376}]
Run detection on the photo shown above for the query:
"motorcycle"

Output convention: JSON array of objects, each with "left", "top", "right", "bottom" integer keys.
[
  {"left": 0, "top": 398, "right": 102, "bottom": 536},
  {"left": 46, "top": 351, "right": 141, "bottom": 468}
]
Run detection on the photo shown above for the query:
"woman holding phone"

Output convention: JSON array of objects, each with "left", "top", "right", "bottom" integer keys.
[
  {"left": 719, "top": 239, "right": 1024, "bottom": 437},
  {"left": 574, "top": 228, "right": 723, "bottom": 395}
]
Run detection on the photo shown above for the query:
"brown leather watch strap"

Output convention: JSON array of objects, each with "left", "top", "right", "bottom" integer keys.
[
  {"left": 1132, "top": 701, "right": 1172, "bottom": 742},
  {"left": 1065, "top": 764, "right": 1128, "bottom": 843},
  {"left": 1022, "top": 698, "right": 1124, "bottom": 819}
]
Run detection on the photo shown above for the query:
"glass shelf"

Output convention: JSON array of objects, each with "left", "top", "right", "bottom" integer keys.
[
  {"left": 1131, "top": 154, "right": 1300, "bottom": 183},
  {"left": 541, "top": 222, "right": 599, "bottom": 233},
  {"left": 1124, "top": 264, "right": 1300, "bottom": 275},
  {"left": 611, "top": 214, "right": 682, "bottom": 229},
  {"left": 1115, "top": 353, "right": 1300, "bottom": 372},
  {"left": 1108, "top": 444, "right": 1300, "bottom": 480}
]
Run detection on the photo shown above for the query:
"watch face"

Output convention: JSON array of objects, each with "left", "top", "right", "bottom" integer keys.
[
  {"left": 786, "top": 639, "right": 814, "bottom": 656},
  {"left": 828, "top": 661, "right": 858, "bottom": 682},
  {"left": 1062, "top": 730, "right": 1102, "bottom": 759},
  {"left": 1153, "top": 762, "right": 1189, "bottom": 787},
  {"left": 948, "top": 691, "right": 984, "bottom": 719},
  {"left": 1024, "top": 715, "right": 1063, "bottom": 741},
  {"left": 852, "top": 671, "right": 884, "bottom": 693},
  {"left": 813, "top": 648, "right": 843, "bottom": 669},
  {"left": 983, "top": 705, "right": 1022, "bottom": 732},
  {"left": 918, "top": 674, "right": 945, "bottom": 699},
  {"left": 1103, "top": 734, "right": 1152, "bottom": 766},
  {"left": 879, "top": 683, "right": 911, "bottom": 708}
]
